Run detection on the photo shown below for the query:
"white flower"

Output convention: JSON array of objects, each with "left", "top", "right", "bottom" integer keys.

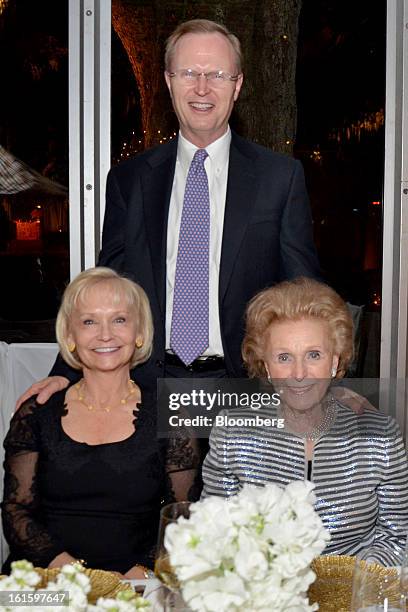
[
  {"left": 89, "top": 592, "right": 151, "bottom": 612},
  {"left": 7, "top": 560, "right": 40, "bottom": 588},
  {"left": 182, "top": 572, "right": 248, "bottom": 611},
  {"left": 90, "top": 598, "right": 140, "bottom": 611},
  {"left": 234, "top": 531, "right": 268, "bottom": 581},
  {"left": 166, "top": 481, "right": 329, "bottom": 611},
  {"left": 165, "top": 501, "right": 238, "bottom": 581},
  {"left": 0, "top": 562, "right": 150, "bottom": 612}
]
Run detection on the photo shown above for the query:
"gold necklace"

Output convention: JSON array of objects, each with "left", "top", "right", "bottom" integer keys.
[{"left": 76, "top": 379, "right": 138, "bottom": 412}]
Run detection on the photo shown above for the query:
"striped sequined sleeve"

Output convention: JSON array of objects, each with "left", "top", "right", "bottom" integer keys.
[
  {"left": 362, "top": 416, "right": 408, "bottom": 565},
  {"left": 201, "top": 410, "right": 240, "bottom": 499}
]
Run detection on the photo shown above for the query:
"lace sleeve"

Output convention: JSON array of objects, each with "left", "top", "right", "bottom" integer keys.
[
  {"left": 2, "top": 399, "right": 65, "bottom": 567},
  {"left": 164, "top": 427, "right": 201, "bottom": 503}
]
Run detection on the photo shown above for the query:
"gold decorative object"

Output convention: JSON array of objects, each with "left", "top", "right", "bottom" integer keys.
[
  {"left": 34, "top": 566, "right": 129, "bottom": 603},
  {"left": 308, "top": 555, "right": 402, "bottom": 612},
  {"left": 308, "top": 555, "right": 356, "bottom": 611}
]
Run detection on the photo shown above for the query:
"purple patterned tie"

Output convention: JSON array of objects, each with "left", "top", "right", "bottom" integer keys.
[{"left": 170, "top": 149, "right": 209, "bottom": 365}]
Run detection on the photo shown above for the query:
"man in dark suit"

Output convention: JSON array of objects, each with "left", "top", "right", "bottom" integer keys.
[
  {"left": 97, "top": 132, "right": 319, "bottom": 386},
  {"left": 18, "top": 18, "right": 320, "bottom": 402}
]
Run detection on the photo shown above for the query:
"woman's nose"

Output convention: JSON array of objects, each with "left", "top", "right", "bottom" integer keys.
[
  {"left": 98, "top": 320, "right": 112, "bottom": 340},
  {"left": 293, "top": 359, "right": 307, "bottom": 381}
]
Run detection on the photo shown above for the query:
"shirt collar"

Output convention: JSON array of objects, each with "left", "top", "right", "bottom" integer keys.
[{"left": 177, "top": 127, "right": 231, "bottom": 174}]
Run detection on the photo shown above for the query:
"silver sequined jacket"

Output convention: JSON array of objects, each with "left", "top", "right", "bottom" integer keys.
[{"left": 202, "top": 401, "right": 408, "bottom": 565}]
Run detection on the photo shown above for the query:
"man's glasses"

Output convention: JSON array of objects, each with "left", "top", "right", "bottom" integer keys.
[{"left": 166, "top": 69, "right": 241, "bottom": 87}]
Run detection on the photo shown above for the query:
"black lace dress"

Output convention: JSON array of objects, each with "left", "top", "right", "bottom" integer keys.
[{"left": 1, "top": 389, "right": 198, "bottom": 573}]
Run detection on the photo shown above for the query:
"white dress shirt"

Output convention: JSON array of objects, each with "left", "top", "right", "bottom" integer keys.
[{"left": 165, "top": 128, "right": 231, "bottom": 357}]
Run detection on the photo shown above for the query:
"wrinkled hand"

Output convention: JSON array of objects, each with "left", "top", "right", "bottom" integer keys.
[
  {"left": 48, "top": 552, "right": 77, "bottom": 568},
  {"left": 123, "top": 565, "right": 149, "bottom": 580},
  {"left": 331, "top": 386, "right": 376, "bottom": 414},
  {"left": 15, "top": 376, "right": 70, "bottom": 410}
]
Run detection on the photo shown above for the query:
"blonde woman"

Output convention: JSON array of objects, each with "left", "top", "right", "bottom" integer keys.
[{"left": 2, "top": 268, "right": 198, "bottom": 576}]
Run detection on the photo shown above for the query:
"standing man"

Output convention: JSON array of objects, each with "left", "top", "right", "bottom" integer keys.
[{"left": 18, "top": 18, "right": 320, "bottom": 402}]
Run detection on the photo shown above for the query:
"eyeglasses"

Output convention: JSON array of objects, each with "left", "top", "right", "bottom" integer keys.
[{"left": 166, "top": 69, "right": 241, "bottom": 87}]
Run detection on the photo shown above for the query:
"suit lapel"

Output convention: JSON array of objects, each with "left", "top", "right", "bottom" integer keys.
[
  {"left": 141, "top": 139, "right": 177, "bottom": 315},
  {"left": 219, "top": 134, "right": 257, "bottom": 302},
  {"left": 140, "top": 134, "right": 257, "bottom": 314}
]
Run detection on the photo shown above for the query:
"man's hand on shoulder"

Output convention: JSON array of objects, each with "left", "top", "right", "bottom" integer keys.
[
  {"left": 331, "top": 386, "right": 376, "bottom": 414},
  {"left": 16, "top": 376, "right": 70, "bottom": 410}
]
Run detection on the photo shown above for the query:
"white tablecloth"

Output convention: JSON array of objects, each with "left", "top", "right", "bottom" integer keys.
[{"left": 0, "top": 342, "right": 59, "bottom": 566}]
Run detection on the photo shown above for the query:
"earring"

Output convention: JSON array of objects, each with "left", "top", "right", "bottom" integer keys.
[
  {"left": 135, "top": 337, "right": 144, "bottom": 349},
  {"left": 68, "top": 343, "right": 76, "bottom": 353},
  {"left": 331, "top": 367, "right": 337, "bottom": 378}
]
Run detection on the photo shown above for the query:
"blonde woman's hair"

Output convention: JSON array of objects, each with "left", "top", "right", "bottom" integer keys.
[
  {"left": 165, "top": 18, "right": 242, "bottom": 73},
  {"left": 242, "top": 277, "right": 353, "bottom": 379},
  {"left": 56, "top": 267, "right": 153, "bottom": 370}
]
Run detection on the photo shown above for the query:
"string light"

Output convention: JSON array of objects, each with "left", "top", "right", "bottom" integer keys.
[
  {"left": 330, "top": 109, "right": 384, "bottom": 143},
  {"left": 114, "top": 128, "right": 177, "bottom": 164},
  {"left": 310, "top": 149, "right": 323, "bottom": 164}
]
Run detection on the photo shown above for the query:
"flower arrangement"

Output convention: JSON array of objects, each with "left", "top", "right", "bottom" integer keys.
[
  {"left": 0, "top": 561, "right": 151, "bottom": 612},
  {"left": 165, "top": 481, "right": 330, "bottom": 612}
]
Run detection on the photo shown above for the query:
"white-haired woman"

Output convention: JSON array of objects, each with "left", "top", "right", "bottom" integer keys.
[
  {"left": 2, "top": 267, "right": 198, "bottom": 577},
  {"left": 203, "top": 277, "right": 408, "bottom": 565}
]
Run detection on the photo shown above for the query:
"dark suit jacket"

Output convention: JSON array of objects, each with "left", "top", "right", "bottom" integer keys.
[{"left": 52, "top": 132, "right": 320, "bottom": 387}]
